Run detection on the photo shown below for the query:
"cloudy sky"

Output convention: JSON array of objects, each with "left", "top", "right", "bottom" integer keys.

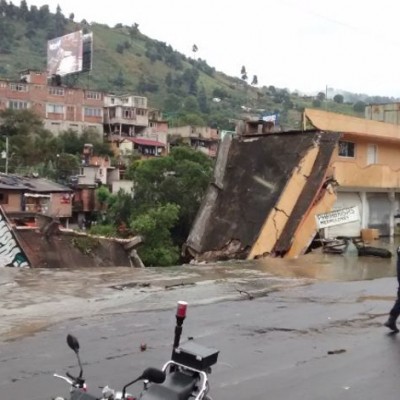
[{"left": 27, "top": 0, "right": 400, "bottom": 97}]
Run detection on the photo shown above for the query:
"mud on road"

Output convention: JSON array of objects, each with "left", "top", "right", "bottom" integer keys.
[{"left": 0, "top": 245, "right": 397, "bottom": 342}]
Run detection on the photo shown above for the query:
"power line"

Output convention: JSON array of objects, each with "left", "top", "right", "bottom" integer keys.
[{"left": 279, "top": 0, "right": 400, "bottom": 47}]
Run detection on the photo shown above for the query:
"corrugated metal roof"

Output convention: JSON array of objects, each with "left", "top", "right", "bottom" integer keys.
[
  {"left": 304, "top": 108, "right": 400, "bottom": 141},
  {"left": 109, "top": 135, "right": 166, "bottom": 147},
  {"left": 130, "top": 137, "right": 166, "bottom": 147},
  {"left": 0, "top": 174, "right": 72, "bottom": 193}
]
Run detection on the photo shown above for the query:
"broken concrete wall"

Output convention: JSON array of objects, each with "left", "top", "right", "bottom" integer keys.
[
  {"left": 16, "top": 229, "right": 132, "bottom": 268},
  {"left": 274, "top": 133, "right": 340, "bottom": 256},
  {"left": 0, "top": 206, "right": 30, "bottom": 267},
  {"left": 247, "top": 144, "right": 320, "bottom": 259},
  {"left": 186, "top": 130, "right": 339, "bottom": 261}
]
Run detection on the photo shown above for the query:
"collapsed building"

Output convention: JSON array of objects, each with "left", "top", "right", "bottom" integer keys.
[
  {"left": 185, "top": 127, "right": 340, "bottom": 261},
  {"left": 186, "top": 107, "right": 400, "bottom": 262}
]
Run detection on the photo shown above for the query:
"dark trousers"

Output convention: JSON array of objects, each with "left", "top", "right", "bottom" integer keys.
[{"left": 390, "top": 254, "right": 400, "bottom": 318}]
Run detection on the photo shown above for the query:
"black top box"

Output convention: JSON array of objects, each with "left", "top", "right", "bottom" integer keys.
[{"left": 172, "top": 341, "right": 219, "bottom": 371}]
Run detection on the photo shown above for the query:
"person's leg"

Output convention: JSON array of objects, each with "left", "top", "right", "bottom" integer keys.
[{"left": 385, "top": 247, "right": 400, "bottom": 332}]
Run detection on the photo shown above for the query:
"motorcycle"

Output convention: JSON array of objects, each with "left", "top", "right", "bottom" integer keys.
[{"left": 53, "top": 301, "right": 218, "bottom": 400}]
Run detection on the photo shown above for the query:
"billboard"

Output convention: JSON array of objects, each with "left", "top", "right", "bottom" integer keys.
[{"left": 47, "top": 30, "right": 93, "bottom": 77}]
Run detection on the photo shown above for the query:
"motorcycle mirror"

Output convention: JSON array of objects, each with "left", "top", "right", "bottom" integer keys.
[
  {"left": 141, "top": 367, "right": 166, "bottom": 384},
  {"left": 66, "top": 334, "right": 80, "bottom": 354}
]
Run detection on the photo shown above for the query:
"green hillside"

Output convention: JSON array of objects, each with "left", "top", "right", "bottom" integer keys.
[{"left": 0, "top": 1, "right": 385, "bottom": 130}]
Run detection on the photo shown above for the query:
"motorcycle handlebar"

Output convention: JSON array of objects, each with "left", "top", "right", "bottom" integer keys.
[
  {"left": 55, "top": 372, "right": 85, "bottom": 387},
  {"left": 53, "top": 373, "right": 73, "bottom": 385},
  {"left": 66, "top": 372, "right": 76, "bottom": 380}
]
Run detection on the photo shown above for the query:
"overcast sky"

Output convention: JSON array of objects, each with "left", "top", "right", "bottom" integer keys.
[{"left": 27, "top": 0, "right": 400, "bottom": 97}]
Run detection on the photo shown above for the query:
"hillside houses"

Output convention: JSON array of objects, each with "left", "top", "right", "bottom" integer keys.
[{"left": 0, "top": 70, "right": 221, "bottom": 161}]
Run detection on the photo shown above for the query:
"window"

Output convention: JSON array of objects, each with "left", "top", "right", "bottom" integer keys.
[
  {"left": 338, "top": 141, "right": 355, "bottom": 157},
  {"left": 8, "top": 100, "right": 29, "bottom": 109},
  {"left": 84, "top": 107, "right": 102, "bottom": 117},
  {"left": 46, "top": 104, "right": 64, "bottom": 114},
  {"left": 123, "top": 108, "right": 135, "bottom": 119},
  {"left": 0, "top": 193, "right": 8, "bottom": 204},
  {"left": 9, "top": 83, "right": 28, "bottom": 92},
  {"left": 86, "top": 91, "right": 102, "bottom": 100},
  {"left": 134, "top": 96, "right": 146, "bottom": 107},
  {"left": 49, "top": 87, "right": 65, "bottom": 96}
]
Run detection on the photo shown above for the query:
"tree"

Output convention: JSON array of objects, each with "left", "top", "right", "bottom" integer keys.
[
  {"left": 96, "top": 186, "right": 111, "bottom": 211},
  {"left": 165, "top": 72, "right": 173, "bottom": 87},
  {"left": 317, "top": 92, "right": 326, "bottom": 101},
  {"left": 0, "top": 18, "right": 15, "bottom": 53},
  {"left": 312, "top": 99, "right": 322, "bottom": 108},
  {"left": 106, "top": 190, "right": 134, "bottom": 226},
  {"left": 55, "top": 153, "right": 79, "bottom": 181},
  {"left": 131, "top": 203, "right": 180, "bottom": 266},
  {"left": 131, "top": 146, "right": 213, "bottom": 245},
  {"left": 19, "top": 0, "right": 28, "bottom": 18},
  {"left": 251, "top": 75, "right": 258, "bottom": 86},
  {"left": 177, "top": 113, "right": 206, "bottom": 126},
  {"left": 241, "top": 66, "right": 248, "bottom": 82},
  {"left": 57, "top": 129, "right": 113, "bottom": 157},
  {"left": 353, "top": 101, "right": 366, "bottom": 113},
  {"left": 197, "top": 86, "right": 209, "bottom": 113},
  {"left": 116, "top": 43, "right": 125, "bottom": 54},
  {"left": 183, "top": 95, "right": 199, "bottom": 113},
  {"left": 212, "top": 87, "right": 228, "bottom": 100},
  {"left": 129, "top": 23, "right": 139, "bottom": 40},
  {"left": 113, "top": 70, "right": 125, "bottom": 89},
  {"left": 0, "top": 109, "right": 45, "bottom": 137},
  {"left": 333, "top": 94, "right": 344, "bottom": 104},
  {"left": 192, "top": 44, "right": 198, "bottom": 58},
  {"left": 163, "top": 94, "right": 182, "bottom": 113},
  {"left": 182, "top": 68, "right": 199, "bottom": 95}
]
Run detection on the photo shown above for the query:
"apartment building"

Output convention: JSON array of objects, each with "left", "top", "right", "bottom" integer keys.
[
  {"left": 168, "top": 125, "right": 220, "bottom": 157},
  {"left": 0, "top": 71, "right": 171, "bottom": 162},
  {"left": 103, "top": 93, "right": 149, "bottom": 136},
  {"left": 0, "top": 70, "right": 104, "bottom": 136},
  {"left": 304, "top": 108, "right": 400, "bottom": 238}
]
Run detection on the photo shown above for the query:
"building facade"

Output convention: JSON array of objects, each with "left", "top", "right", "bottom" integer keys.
[
  {"left": 304, "top": 108, "right": 400, "bottom": 238},
  {"left": 168, "top": 125, "right": 220, "bottom": 157},
  {"left": 103, "top": 94, "right": 149, "bottom": 136},
  {"left": 365, "top": 103, "right": 400, "bottom": 125},
  {"left": 0, "top": 70, "right": 104, "bottom": 136}
]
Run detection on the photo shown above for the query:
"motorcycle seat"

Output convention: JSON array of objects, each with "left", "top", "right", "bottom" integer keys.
[{"left": 140, "top": 371, "right": 197, "bottom": 400}]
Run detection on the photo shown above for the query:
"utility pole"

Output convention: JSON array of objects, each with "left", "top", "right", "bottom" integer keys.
[
  {"left": 1, "top": 136, "right": 8, "bottom": 175},
  {"left": 4, "top": 136, "right": 8, "bottom": 174},
  {"left": 325, "top": 84, "right": 328, "bottom": 111}
]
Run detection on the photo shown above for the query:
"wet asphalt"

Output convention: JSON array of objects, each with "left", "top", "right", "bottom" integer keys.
[{"left": 1, "top": 246, "right": 400, "bottom": 399}]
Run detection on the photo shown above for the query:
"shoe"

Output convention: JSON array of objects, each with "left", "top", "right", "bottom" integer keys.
[{"left": 384, "top": 316, "right": 399, "bottom": 332}]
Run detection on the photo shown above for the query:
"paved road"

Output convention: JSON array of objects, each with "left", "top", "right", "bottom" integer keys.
[{"left": 1, "top": 273, "right": 399, "bottom": 400}]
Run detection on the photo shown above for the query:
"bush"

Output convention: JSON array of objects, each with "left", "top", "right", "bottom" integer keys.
[
  {"left": 131, "top": 203, "right": 180, "bottom": 266},
  {"left": 88, "top": 224, "right": 117, "bottom": 237}
]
